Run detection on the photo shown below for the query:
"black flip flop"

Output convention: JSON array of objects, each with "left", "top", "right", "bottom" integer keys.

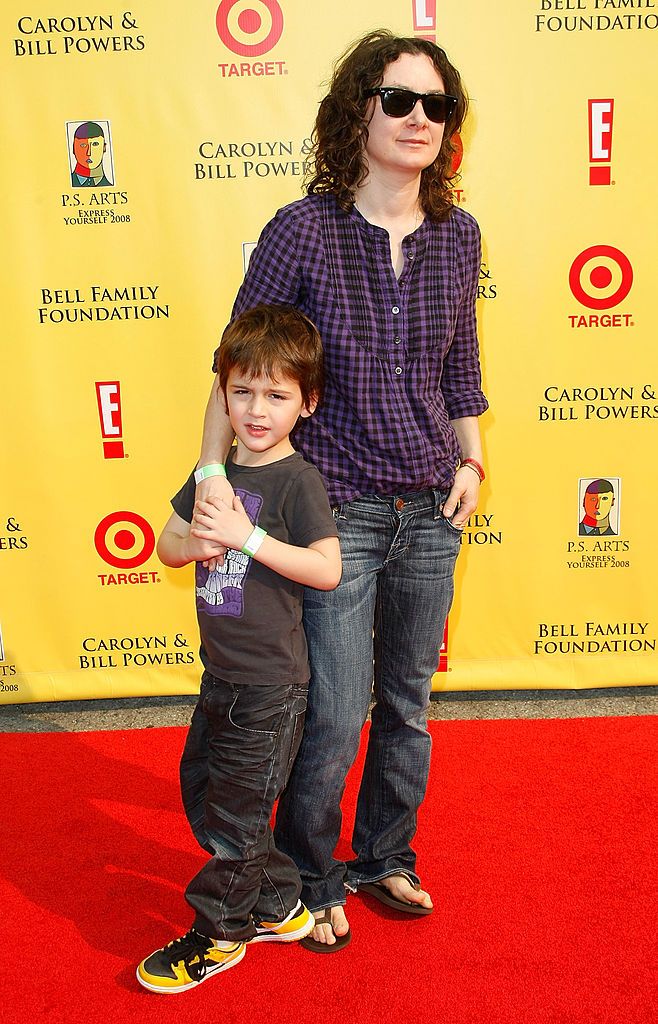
[
  {"left": 299, "top": 908, "right": 352, "bottom": 953},
  {"left": 358, "top": 876, "right": 433, "bottom": 915}
]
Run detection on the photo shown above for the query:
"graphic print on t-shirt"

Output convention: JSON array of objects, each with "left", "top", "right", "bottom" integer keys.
[{"left": 195, "top": 488, "right": 263, "bottom": 617}]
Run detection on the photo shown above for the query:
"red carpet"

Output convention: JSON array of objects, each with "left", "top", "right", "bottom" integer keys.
[{"left": 1, "top": 716, "right": 656, "bottom": 1024}]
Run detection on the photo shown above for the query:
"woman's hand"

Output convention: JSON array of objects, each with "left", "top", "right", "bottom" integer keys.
[
  {"left": 442, "top": 466, "right": 480, "bottom": 528},
  {"left": 194, "top": 474, "right": 236, "bottom": 569}
]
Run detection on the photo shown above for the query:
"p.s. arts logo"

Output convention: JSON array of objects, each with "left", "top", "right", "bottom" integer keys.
[
  {"left": 66, "top": 119, "right": 115, "bottom": 188},
  {"left": 568, "top": 245, "right": 634, "bottom": 329},
  {"left": 589, "top": 99, "right": 614, "bottom": 185},
  {"left": 62, "top": 120, "right": 131, "bottom": 227},
  {"left": 577, "top": 476, "right": 621, "bottom": 537},
  {"left": 565, "top": 476, "right": 630, "bottom": 571},
  {"left": 94, "top": 510, "right": 161, "bottom": 586},
  {"left": 215, "top": 0, "right": 287, "bottom": 77},
  {"left": 95, "top": 382, "right": 125, "bottom": 459}
]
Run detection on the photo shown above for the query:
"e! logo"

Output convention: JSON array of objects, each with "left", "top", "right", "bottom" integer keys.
[
  {"left": 95, "top": 381, "right": 125, "bottom": 459},
  {"left": 94, "top": 511, "right": 155, "bottom": 569},
  {"left": 589, "top": 99, "right": 614, "bottom": 186},
  {"left": 215, "top": 0, "right": 283, "bottom": 57},
  {"left": 569, "top": 245, "right": 633, "bottom": 310},
  {"left": 412, "top": 0, "right": 436, "bottom": 33}
]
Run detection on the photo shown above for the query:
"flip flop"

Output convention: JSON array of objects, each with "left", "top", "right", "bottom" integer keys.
[
  {"left": 358, "top": 875, "right": 433, "bottom": 916},
  {"left": 299, "top": 908, "right": 352, "bottom": 953}
]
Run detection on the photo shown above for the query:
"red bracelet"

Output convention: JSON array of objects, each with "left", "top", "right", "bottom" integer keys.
[{"left": 461, "top": 458, "right": 485, "bottom": 482}]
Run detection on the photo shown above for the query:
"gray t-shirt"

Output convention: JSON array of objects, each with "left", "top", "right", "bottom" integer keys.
[{"left": 172, "top": 452, "right": 337, "bottom": 686}]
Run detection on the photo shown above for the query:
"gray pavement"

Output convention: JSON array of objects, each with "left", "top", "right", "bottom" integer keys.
[{"left": 1, "top": 687, "right": 656, "bottom": 732}]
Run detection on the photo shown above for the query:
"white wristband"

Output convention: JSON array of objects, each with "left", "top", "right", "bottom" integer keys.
[
  {"left": 194, "top": 463, "right": 226, "bottom": 485},
  {"left": 241, "top": 526, "right": 267, "bottom": 558}
]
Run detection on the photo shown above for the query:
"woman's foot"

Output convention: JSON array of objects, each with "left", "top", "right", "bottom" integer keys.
[
  {"left": 378, "top": 874, "right": 433, "bottom": 911},
  {"left": 357, "top": 873, "right": 434, "bottom": 915},
  {"left": 299, "top": 905, "right": 351, "bottom": 952}
]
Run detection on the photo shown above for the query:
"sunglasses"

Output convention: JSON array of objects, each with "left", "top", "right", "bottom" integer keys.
[{"left": 366, "top": 87, "right": 457, "bottom": 124}]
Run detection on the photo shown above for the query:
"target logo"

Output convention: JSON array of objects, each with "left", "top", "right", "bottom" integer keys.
[
  {"left": 569, "top": 245, "right": 633, "bottom": 311},
  {"left": 94, "top": 511, "right": 155, "bottom": 569},
  {"left": 216, "top": 0, "right": 283, "bottom": 57}
]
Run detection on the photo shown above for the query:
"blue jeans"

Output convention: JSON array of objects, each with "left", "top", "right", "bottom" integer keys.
[
  {"left": 180, "top": 673, "right": 308, "bottom": 940},
  {"left": 274, "top": 489, "right": 461, "bottom": 910}
]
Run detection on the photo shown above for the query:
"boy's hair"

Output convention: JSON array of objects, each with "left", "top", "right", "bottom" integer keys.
[{"left": 213, "top": 304, "right": 324, "bottom": 410}]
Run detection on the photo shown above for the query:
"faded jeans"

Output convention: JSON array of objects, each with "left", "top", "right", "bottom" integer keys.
[{"left": 275, "top": 489, "right": 461, "bottom": 911}]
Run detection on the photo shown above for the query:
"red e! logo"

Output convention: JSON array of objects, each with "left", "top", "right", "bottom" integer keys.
[
  {"left": 438, "top": 618, "right": 448, "bottom": 672},
  {"left": 589, "top": 99, "right": 614, "bottom": 186},
  {"left": 569, "top": 245, "right": 633, "bottom": 310},
  {"left": 412, "top": 0, "right": 436, "bottom": 35},
  {"left": 216, "top": 0, "right": 283, "bottom": 56},
  {"left": 95, "top": 381, "right": 125, "bottom": 459}
]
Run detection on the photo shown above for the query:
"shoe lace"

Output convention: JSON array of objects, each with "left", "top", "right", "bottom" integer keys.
[{"left": 165, "top": 928, "right": 213, "bottom": 982}]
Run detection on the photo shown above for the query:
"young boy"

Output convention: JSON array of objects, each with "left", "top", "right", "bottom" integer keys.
[{"left": 137, "top": 304, "right": 341, "bottom": 994}]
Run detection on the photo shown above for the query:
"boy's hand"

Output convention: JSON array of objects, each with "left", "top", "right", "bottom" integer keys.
[
  {"left": 184, "top": 534, "right": 226, "bottom": 565},
  {"left": 191, "top": 495, "right": 254, "bottom": 553}
]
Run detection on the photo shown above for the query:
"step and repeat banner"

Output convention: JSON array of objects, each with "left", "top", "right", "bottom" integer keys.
[{"left": 1, "top": 1, "right": 656, "bottom": 703}]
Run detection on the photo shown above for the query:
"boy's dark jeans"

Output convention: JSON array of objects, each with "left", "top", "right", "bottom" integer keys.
[{"left": 180, "top": 672, "right": 308, "bottom": 941}]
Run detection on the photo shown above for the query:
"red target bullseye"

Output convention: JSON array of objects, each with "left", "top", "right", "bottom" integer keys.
[
  {"left": 215, "top": 0, "right": 283, "bottom": 57},
  {"left": 569, "top": 244, "right": 633, "bottom": 310},
  {"left": 94, "top": 511, "right": 155, "bottom": 569}
]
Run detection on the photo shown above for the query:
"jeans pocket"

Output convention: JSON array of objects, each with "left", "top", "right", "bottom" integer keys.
[
  {"left": 441, "top": 514, "right": 464, "bottom": 536},
  {"left": 284, "top": 689, "right": 308, "bottom": 783},
  {"left": 228, "top": 687, "right": 287, "bottom": 736}
]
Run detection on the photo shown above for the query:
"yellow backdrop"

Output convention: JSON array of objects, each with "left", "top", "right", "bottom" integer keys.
[{"left": 1, "top": 0, "right": 656, "bottom": 703}]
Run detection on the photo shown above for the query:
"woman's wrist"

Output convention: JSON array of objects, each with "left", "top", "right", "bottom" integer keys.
[
  {"left": 194, "top": 463, "right": 226, "bottom": 484},
  {"left": 460, "top": 457, "right": 485, "bottom": 482}
]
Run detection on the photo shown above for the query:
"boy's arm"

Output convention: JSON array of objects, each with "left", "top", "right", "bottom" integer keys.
[
  {"left": 192, "top": 496, "right": 342, "bottom": 590},
  {"left": 157, "top": 510, "right": 226, "bottom": 568},
  {"left": 256, "top": 535, "right": 341, "bottom": 591}
]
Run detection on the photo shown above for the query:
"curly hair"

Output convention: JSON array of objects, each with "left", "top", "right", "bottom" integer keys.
[{"left": 306, "top": 29, "right": 468, "bottom": 222}]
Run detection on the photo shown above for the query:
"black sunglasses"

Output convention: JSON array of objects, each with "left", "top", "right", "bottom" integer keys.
[{"left": 366, "top": 87, "right": 457, "bottom": 124}]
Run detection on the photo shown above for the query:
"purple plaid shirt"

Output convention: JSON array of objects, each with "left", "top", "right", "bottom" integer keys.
[{"left": 232, "top": 194, "right": 488, "bottom": 504}]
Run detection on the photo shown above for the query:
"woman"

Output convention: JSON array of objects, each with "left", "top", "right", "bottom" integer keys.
[{"left": 196, "top": 29, "right": 488, "bottom": 951}]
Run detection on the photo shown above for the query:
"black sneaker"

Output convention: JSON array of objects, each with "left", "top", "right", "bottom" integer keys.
[{"left": 136, "top": 928, "right": 245, "bottom": 994}]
